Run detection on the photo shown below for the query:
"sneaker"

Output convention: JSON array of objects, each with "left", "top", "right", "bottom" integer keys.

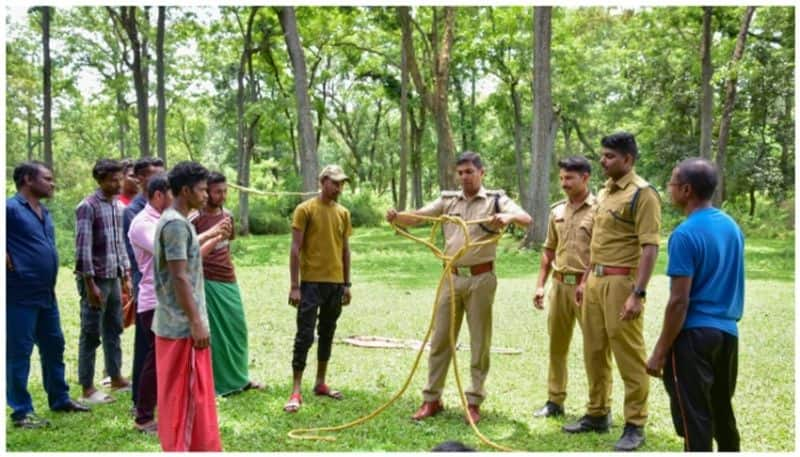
[
  {"left": 13, "top": 413, "right": 50, "bottom": 429},
  {"left": 614, "top": 423, "right": 645, "bottom": 451},
  {"left": 533, "top": 401, "right": 564, "bottom": 418},
  {"left": 563, "top": 413, "right": 611, "bottom": 433}
]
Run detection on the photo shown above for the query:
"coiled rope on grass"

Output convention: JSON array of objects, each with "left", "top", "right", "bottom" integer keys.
[{"left": 287, "top": 213, "right": 518, "bottom": 452}]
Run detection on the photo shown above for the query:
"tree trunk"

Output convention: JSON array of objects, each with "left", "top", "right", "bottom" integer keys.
[
  {"left": 699, "top": 6, "right": 714, "bottom": 160},
  {"left": 41, "top": 6, "right": 53, "bottom": 169},
  {"left": 26, "top": 106, "right": 34, "bottom": 161},
  {"left": 526, "top": 6, "right": 556, "bottom": 247},
  {"left": 510, "top": 79, "right": 528, "bottom": 210},
  {"left": 399, "top": 6, "right": 457, "bottom": 192},
  {"left": 236, "top": 7, "right": 259, "bottom": 236},
  {"left": 398, "top": 17, "right": 410, "bottom": 211},
  {"left": 279, "top": 7, "right": 319, "bottom": 196},
  {"left": 410, "top": 103, "right": 425, "bottom": 209},
  {"left": 714, "top": 6, "right": 755, "bottom": 207},
  {"left": 156, "top": 6, "right": 167, "bottom": 163},
  {"left": 749, "top": 186, "right": 756, "bottom": 218}
]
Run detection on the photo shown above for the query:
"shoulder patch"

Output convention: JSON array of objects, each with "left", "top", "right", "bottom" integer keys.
[{"left": 441, "top": 190, "right": 461, "bottom": 198}]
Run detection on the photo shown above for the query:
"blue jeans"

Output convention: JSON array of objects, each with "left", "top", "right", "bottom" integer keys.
[
  {"left": 6, "top": 302, "right": 71, "bottom": 420},
  {"left": 77, "top": 277, "right": 124, "bottom": 388}
]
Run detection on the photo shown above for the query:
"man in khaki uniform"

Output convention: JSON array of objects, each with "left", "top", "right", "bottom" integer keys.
[
  {"left": 532, "top": 156, "right": 596, "bottom": 418},
  {"left": 386, "top": 152, "right": 531, "bottom": 425},
  {"left": 564, "top": 132, "right": 660, "bottom": 452}
]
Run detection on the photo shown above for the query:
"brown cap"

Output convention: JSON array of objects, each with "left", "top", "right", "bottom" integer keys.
[{"left": 318, "top": 164, "right": 349, "bottom": 182}]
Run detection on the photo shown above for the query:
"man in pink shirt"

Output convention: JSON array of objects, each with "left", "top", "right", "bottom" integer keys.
[{"left": 127, "top": 174, "right": 172, "bottom": 433}]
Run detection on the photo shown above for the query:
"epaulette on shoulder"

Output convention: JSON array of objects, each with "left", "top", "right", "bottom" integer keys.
[
  {"left": 550, "top": 199, "right": 566, "bottom": 209},
  {"left": 485, "top": 189, "right": 507, "bottom": 197},
  {"left": 441, "top": 190, "right": 461, "bottom": 198}
]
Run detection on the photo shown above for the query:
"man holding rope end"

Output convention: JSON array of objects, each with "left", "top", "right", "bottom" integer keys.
[{"left": 386, "top": 151, "right": 531, "bottom": 425}]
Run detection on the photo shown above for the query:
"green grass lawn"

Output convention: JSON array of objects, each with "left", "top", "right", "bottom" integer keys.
[{"left": 6, "top": 226, "right": 795, "bottom": 451}]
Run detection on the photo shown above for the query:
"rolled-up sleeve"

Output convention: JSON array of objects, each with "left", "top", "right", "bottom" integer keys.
[
  {"left": 416, "top": 197, "right": 445, "bottom": 218},
  {"left": 75, "top": 202, "right": 95, "bottom": 276},
  {"left": 634, "top": 187, "right": 661, "bottom": 246}
]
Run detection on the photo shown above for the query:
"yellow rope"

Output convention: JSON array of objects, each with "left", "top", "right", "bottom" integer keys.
[
  {"left": 287, "top": 213, "right": 518, "bottom": 451},
  {"left": 226, "top": 181, "right": 319, "bottom": 197}
]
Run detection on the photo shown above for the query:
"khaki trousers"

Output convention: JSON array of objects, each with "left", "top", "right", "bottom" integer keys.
[
  {"left": 422, "top": 271, "right": 497, "bottom": 406},
  {"left": 546, "top": 280, "right": 582, "bottom": 405},
  {"left": 581, "top": 272, "right": 649, "bottom": 426}
]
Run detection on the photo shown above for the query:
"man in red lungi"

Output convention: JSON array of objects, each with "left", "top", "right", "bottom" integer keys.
[{"left": 152, "top": 161, "right": 221, "bottom": 451}]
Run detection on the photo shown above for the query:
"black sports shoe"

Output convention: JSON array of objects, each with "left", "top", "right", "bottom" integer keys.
[
  {"left": 12, "top": 413, "right": 50, "bottom": 429},
  {"left": 533, "top": 401, "right": 564, "bottom": 418},
  {"left": 614, "top": 423, "right": 645, "bottom": 451},
  {"left": 563, "top": 413, "right": 611, "bottom": 433}
]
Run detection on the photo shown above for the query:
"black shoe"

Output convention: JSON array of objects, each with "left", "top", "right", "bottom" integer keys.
[
  {"left": 533, "top": 401, "right": 564, "bottom": 418},
  {"left": 563, "top": 413, "right": 611, "bottom": 433},
  {"left": 13, "top": 413, "right": 50, "bottom": 429},
  {"left": 53, "top": 399, "right": 90, "bottom": 413},
  {"left": 614, "top": 423, "right": 645, "bottom": 451}
]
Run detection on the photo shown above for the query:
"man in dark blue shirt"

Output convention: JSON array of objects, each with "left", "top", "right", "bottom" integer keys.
[
  {"left": 121, "top": 157, "right": 164, "bottom": 409},
  {"left": 647, "top": 158, "right": 744, "bottom": 451},
  {"left": 6, "top": 161, "right": 90, "bottom": 428}
]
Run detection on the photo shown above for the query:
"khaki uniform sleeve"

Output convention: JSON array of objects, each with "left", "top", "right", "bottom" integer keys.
[
  {"left": 543, "top": 210, "right": 558, "bottom": 251},
  {"left": 291, "top": 204, "right": 309, "bottom": 232},
  {"left": 416, "top": 197, "right": 446, "bottom": 217},
  {"left": 634, "top": 187, "right": 661, "bottom": 246},
  {"left": 498, "top": 195, "right": 527, "bottom": 216}
]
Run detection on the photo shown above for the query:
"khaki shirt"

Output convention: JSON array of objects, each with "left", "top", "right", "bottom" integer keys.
[
  {"left": 543, "top": 193, "right": 596, "bottom": 274},
  {"left": 590, "top": 170, "right": 661, "bottom": 267},
  {"left": 417, "top": 186, "right": 527, "bottom": 267}
]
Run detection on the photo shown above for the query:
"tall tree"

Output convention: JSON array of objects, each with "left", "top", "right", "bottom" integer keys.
[
  {"left": 398, "top": 15, "right": 410, "bottom": 211},
  {"left": 108, "top": 6, "right": 151, "bottom": 157},
  {"left": 699, "top": 6, "right": 713, "bottom": 160},
  {"left": 714, "top": 6, "right": 756, "bottom": 206},
  {"left": 279, "top": 7, "right": 319, "bottom": 195},
  {"left": 526, "top": 6, "right": 558, "bottom": 246},
  {"left": 40, "top": 6, "right": 53, "bottom": 168},
  {"left": 398, "top": 6, "right": 458, "bottom": 191},
  {"left": 155, "top": 6, "right": 166, "bottom": 162}
]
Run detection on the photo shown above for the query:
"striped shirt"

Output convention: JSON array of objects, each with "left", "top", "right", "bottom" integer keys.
[{"left": 74, "top": 189, "right": 130, "bottom": 278}]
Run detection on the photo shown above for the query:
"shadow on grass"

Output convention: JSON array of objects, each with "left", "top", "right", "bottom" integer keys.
[{"left": 215, "top": 385, "right": 681, "bottom": 452}]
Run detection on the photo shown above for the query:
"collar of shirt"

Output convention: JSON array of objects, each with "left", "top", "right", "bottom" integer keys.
[
  {"left": 13, "top": 192, "right": 49, "bottom": 216},
  {"left": 143, "top": 202, "right": 161, "bottom": 220},
  {"left": 605, "top": 169, "right": 636, "bottom": 192},
  {"left": 458, "top": 186, "right": 488, "bottom": 201},
  {"left": 570, "top": 192, "right": 596, "bottom": 210},
  {"left": 94, "top": 188, "right": 117, "bottom": 203}
]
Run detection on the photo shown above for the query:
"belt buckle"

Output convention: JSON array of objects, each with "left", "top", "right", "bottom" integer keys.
[
  {"left": 564, "top": 274, "right": 577, "bottom": 285},
  {"left": 593, "top": 265, "right": 604, "bottom": 277}
]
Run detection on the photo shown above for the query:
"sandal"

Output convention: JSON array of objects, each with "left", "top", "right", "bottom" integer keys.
[
  {"left": 313, "top": 383, "right": 343, "bottom": 400},
  {"left": 283, "top": 392, "right": 302, "bottom": 413},
  {"left": 243, "top": 380, "right": 265, "bottom": 391},
  {"left": 134, "top": 420, "right": 158, "bottom": 435},
  {"left": 79, "top": 390, "right": 115, "bottom": 405}
]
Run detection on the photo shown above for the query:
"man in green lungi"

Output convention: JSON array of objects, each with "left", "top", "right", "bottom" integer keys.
[{"left": 191, "top": 172, "right": 263, "bottom": 396}]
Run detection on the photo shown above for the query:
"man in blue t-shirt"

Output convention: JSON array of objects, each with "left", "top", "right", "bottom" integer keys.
[{"left": 646, "top": 157, "right": 744, "bottom": 452}]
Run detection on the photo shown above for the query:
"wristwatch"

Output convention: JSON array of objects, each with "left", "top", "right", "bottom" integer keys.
[{"left": 633, "top": 287, "right": 647, "bottom": 299}]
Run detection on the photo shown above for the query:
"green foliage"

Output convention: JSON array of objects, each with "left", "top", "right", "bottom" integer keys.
[{"left": 339, "top": 188, "right": 387, "bottom": 228}]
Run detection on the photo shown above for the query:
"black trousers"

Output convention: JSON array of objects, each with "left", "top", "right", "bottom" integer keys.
[
  {"left": 663, "top": 327, "right": 740, "bottom": 452},
  {"left": 130, "top": 307, "right": 149, "bottom": 405},
  {"left": 291, "top": 282, "right": 344, "bottom": 372}
]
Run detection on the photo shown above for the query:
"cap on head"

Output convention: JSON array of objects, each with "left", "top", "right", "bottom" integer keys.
[{"left": 318, "top": 164, "right": 349, "bottom": 182}]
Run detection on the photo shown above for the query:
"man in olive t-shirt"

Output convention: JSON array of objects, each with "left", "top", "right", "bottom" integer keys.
[{"left": 283, "top": 165, "right": 353, "bottom": 413}]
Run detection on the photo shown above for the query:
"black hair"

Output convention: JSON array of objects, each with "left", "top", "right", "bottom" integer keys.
[
  {"left": 207, "top": 171, "right": 227, "bottom": 186},
  {"left": 167, "top": 161, "right": 209, "bottom": 196},
  {"left": 92, "top": 159, "right": 124, "bottom": 182},
  {"left": 601, "top": 132, "right": 638, "bottom": 159},
  {"left": 557, "top": 156, "right": 592, "bottom": 174},
  {"left": 675, "top": 157, "right": 718, "bottom": 201},
  {"left": 432, "top": 441, "right": 476, "bottom": 452},
  {"left": 13, "top": 160, "right": 50, "bottom": 189},
  {"left": 134, "top": 157, "right": 165, "bottom": 176},
  {"left": 456, "top": 151, "right": 484, "bottom": 170},
  {"left": 121, "top": 158, "right": 134, "bottom": 173},
  {"left": 147, "top": 173, "right": 170, "bottom": 199}
]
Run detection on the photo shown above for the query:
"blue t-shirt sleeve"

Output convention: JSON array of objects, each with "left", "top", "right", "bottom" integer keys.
[{"left": 667, "top": 230, "right": 694, "bottom": 277}]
